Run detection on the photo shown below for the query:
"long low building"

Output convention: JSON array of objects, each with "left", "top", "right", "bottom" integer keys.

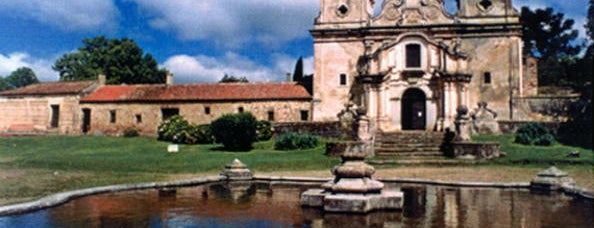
[{"left": 79, "top": 82, "right": 312, "bottom": 135}]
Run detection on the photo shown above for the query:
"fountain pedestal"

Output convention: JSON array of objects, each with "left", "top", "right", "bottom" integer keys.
[{"left": 300, "top": 142, "right": 403, "bottom": 213}]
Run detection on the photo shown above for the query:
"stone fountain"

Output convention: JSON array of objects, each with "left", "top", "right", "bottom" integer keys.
[{"left": 300, "top": 142, "right": 403, "bottom": 213}]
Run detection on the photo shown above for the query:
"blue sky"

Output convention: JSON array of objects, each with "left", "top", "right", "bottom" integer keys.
[{"left": 0, "top": 0, "right": 589, "bottom": 83}]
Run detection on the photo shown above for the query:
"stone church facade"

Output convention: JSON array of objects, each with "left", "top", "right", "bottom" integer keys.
[{"left": 311, "top": 0, "right": 536, "bottom": 134}]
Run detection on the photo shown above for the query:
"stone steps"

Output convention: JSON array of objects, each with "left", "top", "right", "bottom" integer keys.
[
  {"left": 373, "top": 131, "right": 445, "bottom": 159},
  {"left": 368, "top": 159, "right": 480, "bottom": 165},
  {"left": 375, "top": 151, "right": 443, "bottom": 157}
]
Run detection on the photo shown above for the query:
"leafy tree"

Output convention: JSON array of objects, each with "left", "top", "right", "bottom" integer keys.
[
  {"left": 0, "top": 78, "right": 11, "bottom": 91},
  {"left": 53, "top": 36, "right": 167, "bottom": 84},
  {"left": 520, "top": 7, "right": 582, "bottom": 86},
  {"left": 219, "top": 74, "right": 249, "bottom": 83},
  {"left": 5, "top": 67, "right": 39, "bottom": 89}
]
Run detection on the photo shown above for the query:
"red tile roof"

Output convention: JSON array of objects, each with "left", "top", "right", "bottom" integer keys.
[
  {"left": 0, "top": 81, "right": 96, "bottom": 96},
  {"left": 81, "top": 82, "right": 311, "bottom": 103}
]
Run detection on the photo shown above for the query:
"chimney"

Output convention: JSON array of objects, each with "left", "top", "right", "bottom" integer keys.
[
  {"left": 98, "top": 74, "right": 106, "bottom": 86},
  {"left": 286, "top": 72, "right": 292, "bottom": 82},
  {"left": 166, "top": 73, "right": 173, "bottom": 85}
]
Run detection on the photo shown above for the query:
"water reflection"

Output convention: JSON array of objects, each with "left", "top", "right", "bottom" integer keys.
[{"left": 0, "top": 182, "right": 591, "bottom": 227}]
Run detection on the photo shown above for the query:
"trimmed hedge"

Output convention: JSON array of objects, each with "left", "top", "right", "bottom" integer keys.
[
  {"left": 211, "top": 112, "right": 258, "bottom": 151},
  {"left": 514, "top": 122, "right": 555, "bottom": 146},
  {"left": 274, "top": 133, "right": 319, "bottom": 150}
]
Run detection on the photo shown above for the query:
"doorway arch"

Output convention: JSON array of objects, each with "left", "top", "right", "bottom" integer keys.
[{"left": 401, "top": 88, "right": 426, "bottom": 130}]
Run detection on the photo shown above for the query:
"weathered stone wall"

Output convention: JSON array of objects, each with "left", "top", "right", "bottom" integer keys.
[
  {"left": 521, "top": 57, "right": 538, "bottom": 97},
  {"left": 81, "top": 100, "right": 311, "bottom": 136},
  {"left": 273, "top": 121, "right": 342, "bottom": 139},
  {"left": 462, "top": 36, "right": 522, "bottom": 121},
  {"left": 313, "top": 41, "right": 364, "bottom": 121},
  {"left": 512, "top": 95, "right": 579, "bottom": 122},
  {"left": 0, "top": 95, "right": 83, "bottom": 134}
]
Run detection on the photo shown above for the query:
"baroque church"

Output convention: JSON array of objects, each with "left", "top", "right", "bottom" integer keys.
[{"left": 311, "top": 0, "right": 535, "bottom": 135}]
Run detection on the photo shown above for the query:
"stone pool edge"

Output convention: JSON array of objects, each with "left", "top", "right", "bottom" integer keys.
[
  {"left": 1, "top": 175, "right": 592, "bottom": 216},
  {"left": 0, "top": 176, "right": 225, "bottom": 216}
]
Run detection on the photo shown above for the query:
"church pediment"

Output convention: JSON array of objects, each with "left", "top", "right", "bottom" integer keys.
[
  {"left": 372, "top": 0, "right": 454, "bottom": 26},
  {"left": 357, "top": 33, "right": 470, "bottom": 78}
]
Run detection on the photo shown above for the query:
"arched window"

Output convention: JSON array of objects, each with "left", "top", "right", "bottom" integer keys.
[{"left": 405, "top": 44, "right": 421, "bottom": 68}]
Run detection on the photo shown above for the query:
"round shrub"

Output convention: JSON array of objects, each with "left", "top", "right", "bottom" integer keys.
[
  {"left": 514, "top": 122, "right": 555, "bottom": 146},
  {"left": 256, "top": 120, "right": 273, "bottom": 141},
  {"left": 157, "top": 115, "right": 190, "bottom": 142},
  {"left": 191, "top": 124, "right": 215, "bottom": 144},
  {"left": 274, "top": 133, "right": 319, "bottom": 150},
  {"left": 211, "top": 112, "right": 258, "bottom": 151},
  {"left": 534, "top": 134, "right": 555, "bottom": 146},
  {"left": 123, "top": 126, "right": 140, "bottom": 137},
  {"left": 157, "top": 115, "right": 214, "bottom": 144}
]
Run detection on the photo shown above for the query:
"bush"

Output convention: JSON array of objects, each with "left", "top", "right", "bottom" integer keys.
[
  {"left": 157, "top": 115, "right": 214, "bottom": 144},
  {"left": 190, "top": 124, "right": 215, "bottom": 144},
  {"left": 514, "top": 122, "right": 555, "bottom": 146},
  {"left": 256, "top": 120, "right": 273, "bottom": 141},
  {"left": 274, "top": 133, "right": 319, "bottom": 150},
  {"left": 211, "top": 112, "right": 258, "bottom": 151},
  {"left": 122, "top": 126, "right": 140, "bottom": 137}
]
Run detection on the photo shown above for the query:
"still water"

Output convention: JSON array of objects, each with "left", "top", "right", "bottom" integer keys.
[{"left": 1, "top": 182, "right": 592, "bottom": 227}]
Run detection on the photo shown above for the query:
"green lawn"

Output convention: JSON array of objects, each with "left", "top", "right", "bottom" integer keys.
[
  {"left": 0, "top": 136, "right": 338, "bottom": 174},
  {"left": 472, "top": 134, "right": 594, "bottom": 165}
]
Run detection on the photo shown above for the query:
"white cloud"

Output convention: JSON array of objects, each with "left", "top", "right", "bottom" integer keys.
[
  {"left": 131, "top": 0, "right": 318, "bottom": 48},
  {"left": 0, "top": 53, "right": 59, "bottom": 82},
  {"left": 163, "top": 53, "right": 313, "bottom": 83},
  {"left": 0, "top": 0, "right": 119, "bottom": 32}
]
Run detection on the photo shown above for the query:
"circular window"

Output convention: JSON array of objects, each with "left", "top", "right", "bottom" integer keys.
[
  {"left": 337, "top": 4, "right": 349, "bottom": 17},
  {"left": 477, "top": 0, "right": 493, "bottom": 12}
]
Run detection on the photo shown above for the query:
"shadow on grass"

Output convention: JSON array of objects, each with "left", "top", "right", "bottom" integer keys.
[{"left": 209, "top": 146, "right": 254, "bottom": 152}]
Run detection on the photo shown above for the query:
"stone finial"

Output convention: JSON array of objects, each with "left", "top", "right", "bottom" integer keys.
[
  {"left": 531, "top": 166, "right": 576, "bottom": 191},
  {"left": 454, "top": 105, "right": 471, "bottom": 141},
  {"left": 220, "top": 159, "right": 253, "bottom": 180}
]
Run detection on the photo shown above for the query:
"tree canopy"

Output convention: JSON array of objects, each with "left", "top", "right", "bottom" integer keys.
[
  {"left": 52, "top": 36, "right": 168, "bottom": 85},
  {"left": 0, "top": 67, "right": 39, "bottom": 91},
  {"left": 219, "top": 74, "right": 249, "bottom": 83},
  {"left": 520, "top": 7, "right": 582, "bottom": 86}
]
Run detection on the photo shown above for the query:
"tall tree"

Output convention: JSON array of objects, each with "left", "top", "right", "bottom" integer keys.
[
  {"left": 53, "top": 36, "right": 168, "bottom": 84},
  {"left": 3, "top": 67, "right": 39, "bottom": 90},
  {"left": 292, "top": 57, "right": 304, "bottom": 82},
  {"left": 0, "top": 78, "right": 11, "bottom": 91},
  {"left": 520, "top": 7, "right": 582, "bottom": 86}
]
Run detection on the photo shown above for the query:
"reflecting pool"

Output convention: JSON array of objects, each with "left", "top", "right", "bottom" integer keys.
[{"left": 1, "top": 181, "right": 592, "bottom": 227}]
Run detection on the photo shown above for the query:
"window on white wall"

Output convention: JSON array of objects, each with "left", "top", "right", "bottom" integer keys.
[
  {"left": 340, "top": 73, "right": 347, "bottom": 85},
  {"left": 405, "top": 44, "right": 421, "bottom": 68}
]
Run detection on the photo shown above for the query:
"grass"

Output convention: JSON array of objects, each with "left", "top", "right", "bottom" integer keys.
[
  {"left": 0, "top": 134, "right": 591, "bottom": 206},
  {"left": 0, "top": 136, "right": 338, "bottom": 173},
  {"left": 472, "top": 134, "right": 594, "bottom": 165}
]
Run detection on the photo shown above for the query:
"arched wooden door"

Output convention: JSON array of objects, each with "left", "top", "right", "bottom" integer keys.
[{"left": 401, "top": 88, "right": 426, "bottom": 130}]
